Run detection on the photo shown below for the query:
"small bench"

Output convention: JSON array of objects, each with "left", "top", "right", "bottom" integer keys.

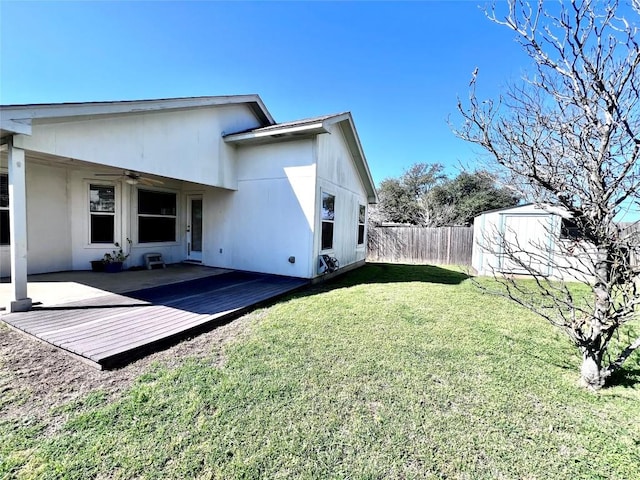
[{"left": 144, "top": 252, "right": 166, "bottom": 270}]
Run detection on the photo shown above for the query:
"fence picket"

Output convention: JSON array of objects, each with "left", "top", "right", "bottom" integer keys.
[{"left": 367, "top": 226, "right": 474, "bottom": 266}]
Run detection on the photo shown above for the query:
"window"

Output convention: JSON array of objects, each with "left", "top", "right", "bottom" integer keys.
[
  {"left": 89, "top": 184, "right": 115, "bottom": 244},
  {"left": 560, "top": 218, "right": 582, "bottom": 240},
  {"left": 138, "top": 189, "right": 177, "bottom": 243},
  {"left": 321, "top": 192, "right": 335, "bottom": 250},
  {"left": 1, "top": 174, "right": 8, "bottom": 245},
  {"left": 357, "top": 205, "right": 366, "bottom": 245}
]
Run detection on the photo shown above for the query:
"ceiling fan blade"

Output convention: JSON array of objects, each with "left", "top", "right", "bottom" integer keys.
[{"left": 93, "top": 171, "right": 164, "bottom": 185}]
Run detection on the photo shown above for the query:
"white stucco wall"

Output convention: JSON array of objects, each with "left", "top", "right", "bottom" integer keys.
[
  {"left": 13, "top": 105, "right": 261, "bottom": 190},
  {"left": 2, "top": 138, "right": 319, "bottom": 278},
  {"left": 199, "top": 139, "right": 317, "bottom": 278},
  {"left": 3, "top": 111, "right": 373, "bottom": 281},
  {"left": 0, "top": 162, "right": 72, "bottom": 276},
  {"left": 67, "top": 170, "right": 188, "bottom": 271},
  {"left": 315, "top": 123, "right": 369, "bottom": 271}
]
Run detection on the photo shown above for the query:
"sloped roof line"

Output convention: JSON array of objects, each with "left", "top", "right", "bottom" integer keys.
[
  {"left": 0, "top": 95, "right": 275, "bottom": 137},
  {"left": 230, "top": 112, "right": 350, "bottom": 135},
  {"left": 1, "top": 97, "right": 378, "bottom": 203},
  {"left": 224, "top": 111, "right": 377, "bottom": 204}
]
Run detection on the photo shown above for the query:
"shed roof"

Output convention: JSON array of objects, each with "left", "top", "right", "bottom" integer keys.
[{"left": 474, "top": 203, "right": 571, "bottom": 218}]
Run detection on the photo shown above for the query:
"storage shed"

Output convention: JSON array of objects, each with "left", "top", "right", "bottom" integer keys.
[{"left": 471, "top": 204, "right": 593, "bottom": 282}]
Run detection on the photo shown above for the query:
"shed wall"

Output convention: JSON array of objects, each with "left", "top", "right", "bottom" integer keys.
[{"left": 472, "top": 205, "right": 596, "bottom": 282}]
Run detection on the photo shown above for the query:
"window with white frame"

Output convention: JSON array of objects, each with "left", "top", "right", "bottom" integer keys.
[
  {"left": 357, "top": 204, "right": 366, "bottom": 245},
  {"left": 138, "top": 189, "right": 177, "bottom": 243},
  {"left": 89, "top": 184, "right": 115, "bottom": 244},
  {"left": 1, "top": 174, "right": 9, "bottom": 246},
  {"left": 321, "top": 192, "right": 335, "bottom": 250}
]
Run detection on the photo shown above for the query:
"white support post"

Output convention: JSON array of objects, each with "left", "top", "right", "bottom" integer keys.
[{"left": 7, "top": 137, "right": 32, "bottom": 312}]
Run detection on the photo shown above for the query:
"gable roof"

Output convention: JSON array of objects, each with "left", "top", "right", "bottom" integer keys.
[
  {"left": 476, "top": 203, "right": 572, "bottom": 218},
  {"left": 224, "top": 112, "right": 378, "bottom": 203},
  {"left": 0, "top": 95, "right": 275, "bottom": 140},
  {"left": 222, "top": 112, "right": 346, "bottom": 141},
  {"left": 0, "top": 96, "right": 378, "bottom": 203}
]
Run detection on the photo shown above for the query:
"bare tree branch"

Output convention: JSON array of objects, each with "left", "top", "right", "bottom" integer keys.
[{"left": 455, "top": 0, "right": 640, "bottom": 389}]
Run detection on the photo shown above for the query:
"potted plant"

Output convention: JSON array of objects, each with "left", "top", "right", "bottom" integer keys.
[{"left": 93, "top": 239, "right": 131, "bottom": 273}]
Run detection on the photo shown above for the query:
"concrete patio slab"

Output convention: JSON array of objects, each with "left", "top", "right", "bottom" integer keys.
[{"left": 0, "top": 263, "right": 230, "bottom": 309}]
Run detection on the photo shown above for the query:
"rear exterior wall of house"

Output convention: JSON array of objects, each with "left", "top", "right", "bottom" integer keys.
[{"left": 315, "top": 123, "right": 369, "bottom": 272}]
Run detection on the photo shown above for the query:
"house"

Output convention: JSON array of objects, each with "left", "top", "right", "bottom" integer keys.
[
  {"left": 0, "top": 96, "right": 378, "bottom": 312},
  {"left": 471, "top": 204, "right": 596, "bottom": 282}
]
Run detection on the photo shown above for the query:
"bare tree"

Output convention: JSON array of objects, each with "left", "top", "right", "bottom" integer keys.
[{"left": 455, "top": 0, "right": 640, "bottom": 389}]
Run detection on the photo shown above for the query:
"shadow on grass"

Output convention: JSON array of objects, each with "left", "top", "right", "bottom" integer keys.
[
  {"left": 272, "top": 263, "right": 469, "bottom": 309},
  {"left": 329, "top": 262, "right": 471, "bottom": 288},
  {"left": 521, "top": 348, "right": 577, "bottom": 372},
  {"left": 608, "top": 366, "right": 640, "bottom": 389}
]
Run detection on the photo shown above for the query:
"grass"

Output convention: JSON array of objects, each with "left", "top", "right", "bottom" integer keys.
[{"left": 2, "top": 264, "right": 639, "bottom": 479}]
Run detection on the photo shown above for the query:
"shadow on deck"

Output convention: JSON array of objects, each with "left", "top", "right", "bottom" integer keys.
[{"left": 1, "top": 269, "right": 308, "bottom": 370}]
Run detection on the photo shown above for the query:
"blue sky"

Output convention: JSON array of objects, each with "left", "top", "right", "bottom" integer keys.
[{"left": 1, "top": 1, "right": 531, "bottom": 185}]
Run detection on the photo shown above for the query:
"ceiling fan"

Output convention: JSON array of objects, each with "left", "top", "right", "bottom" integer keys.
[{"left": 94, "top": 170, "right": 164, "bottom": 186}]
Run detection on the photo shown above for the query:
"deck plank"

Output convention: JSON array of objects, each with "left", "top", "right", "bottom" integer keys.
[
  {"left": 62, "top": 308, "right": 203, "bottom": 354},
  {"left": 2, "top": 271, "right": 308, "bottom": 368}
]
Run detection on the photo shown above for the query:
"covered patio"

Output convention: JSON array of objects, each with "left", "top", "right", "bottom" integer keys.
[{"left": 1, "top": 264, "right": 308, "bottom": 369}]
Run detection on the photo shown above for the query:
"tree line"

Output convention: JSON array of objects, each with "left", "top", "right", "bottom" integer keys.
[{"left": 372, "top": 163, "right": 519, "bottom": 226}]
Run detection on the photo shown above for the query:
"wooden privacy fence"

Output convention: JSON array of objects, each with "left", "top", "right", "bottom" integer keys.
[
  {"left": 621, "top": 222, "right": 640, "bottom": 268},
  {"left": 367, "top": 225, "right": 474, "bottom": 266}
]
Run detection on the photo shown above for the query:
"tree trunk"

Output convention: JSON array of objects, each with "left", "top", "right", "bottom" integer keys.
[
  {"left": 580, "top": 349, "right": 605, "bottom": 390},
  {"left": 580, "top": 250, "right": 611, "bottom": 390}
]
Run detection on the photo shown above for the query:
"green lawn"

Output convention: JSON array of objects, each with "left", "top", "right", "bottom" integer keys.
[{"left": 2, "top": 264, "right": 639, "bottom": 479}]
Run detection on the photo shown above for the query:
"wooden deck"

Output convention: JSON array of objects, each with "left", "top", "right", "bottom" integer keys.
[{"left": 1, "top": 271, "right": 308, "bottom": 369}]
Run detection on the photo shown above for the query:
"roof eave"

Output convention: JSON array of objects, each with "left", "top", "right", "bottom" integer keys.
[
  {"left": 1, "top": 119, "right": 32, "bottom": 139},
  {"left": 0, "top": 95, "right": 275, "bottom": 131},
  {"left": 223, "top": 112, "right": 377, "bottom": 203},
  {"left": 336, "top": 115, "right": 378, "bottom": 204},
  {"left": 223, "top": 123, "right": 328, "bottom": 144}
]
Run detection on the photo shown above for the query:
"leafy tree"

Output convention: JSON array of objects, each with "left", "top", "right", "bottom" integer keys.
[
  {"left": 428, "top": 171, "right": 520, "bottom": 226},
  {"left": 377, "top": 163, "right": 445, "bottom": 225},
  {"left": 455, "top": 0, "right": 640, "bottom": 389}
]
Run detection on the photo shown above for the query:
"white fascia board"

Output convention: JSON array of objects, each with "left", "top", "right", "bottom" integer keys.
[
  {"left": 0, "top": 118, "right": 32, "bottom": 136},
  {"left": 320, "top": 112, "right": 351, "bottom": 126},
  {"left": 0, "top": 95, "right": 275, "bottom": 127},
  {"left": 336, "top": 115, "right": 378, "bottom": 204},
  {"left": 224, "top": 123, "right": 328, "bottom": 143}
]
